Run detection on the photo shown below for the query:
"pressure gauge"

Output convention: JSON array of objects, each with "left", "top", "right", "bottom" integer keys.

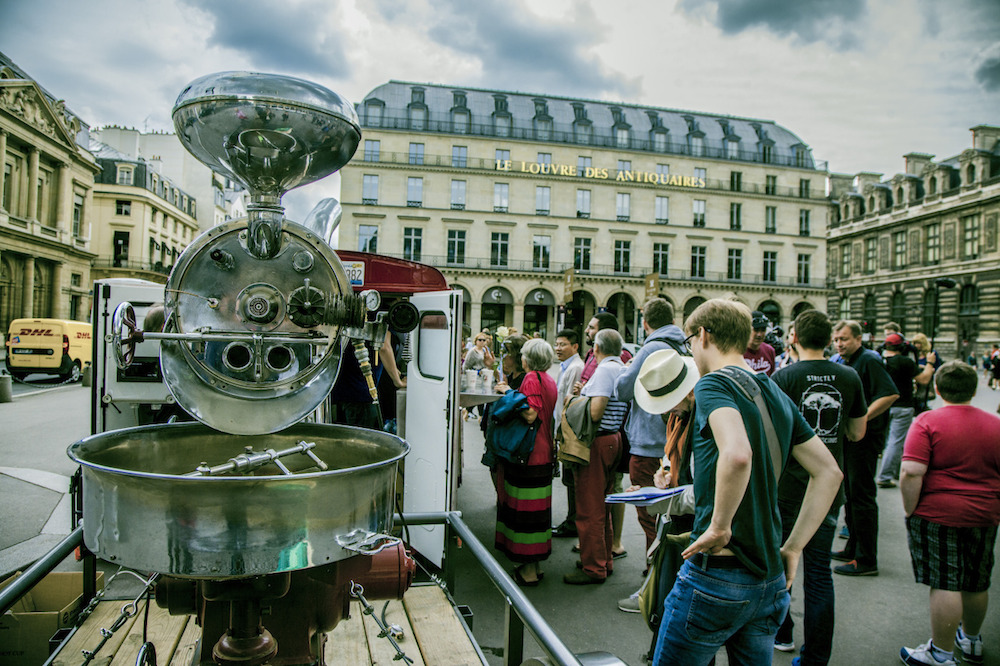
[{"left": 361, "top": 289, "right": 381, "bottom": 313}]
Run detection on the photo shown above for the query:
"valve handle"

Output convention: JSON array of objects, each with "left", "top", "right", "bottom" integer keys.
[{"left": 111, "top": 302, "right": 143, "bottom": 369}]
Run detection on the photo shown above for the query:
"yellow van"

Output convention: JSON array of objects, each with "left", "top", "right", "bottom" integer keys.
[{"left": 5, "top": 318, "right": 92, "bottom": 381}]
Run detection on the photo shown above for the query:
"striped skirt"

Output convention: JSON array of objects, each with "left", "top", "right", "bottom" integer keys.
[{"left": 495, "top": 461, "right": 553, "bottom": 563}]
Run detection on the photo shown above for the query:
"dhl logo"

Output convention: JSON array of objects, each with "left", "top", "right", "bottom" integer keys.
[
  {"left": 17, "top": 328, "right": 54, "bottom": 336},
  {"left": 76, "top": 332, "right": 91, "bottom": 339}
]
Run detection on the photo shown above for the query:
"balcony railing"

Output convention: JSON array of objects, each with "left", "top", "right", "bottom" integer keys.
[
  {"left": 92, "top": 259, "right": 172, "bottom": 275},
  {"left": 361, "top": 113, "right": 827, "bottom": 171},
  {"left": 378, "top": 252, "right": 822, "bottom": 289}
]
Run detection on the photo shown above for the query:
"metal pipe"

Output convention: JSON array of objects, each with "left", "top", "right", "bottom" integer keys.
[
  {"left": 0, "top": 526, "right": 84, "bottom": 615},
  {"left": 401, "top": 511, "right": 583, "bottom": 666}
]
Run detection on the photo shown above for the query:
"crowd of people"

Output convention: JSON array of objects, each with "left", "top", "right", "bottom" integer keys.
[{"left": 470, "top": 298, "right": 999, "bottom": 666}]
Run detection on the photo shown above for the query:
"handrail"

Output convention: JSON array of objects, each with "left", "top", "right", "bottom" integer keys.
[
  {"left": 0, "top": 526, "right": 84, "bottom": 615},
  {"left": 396, "top": 511, "right": 589, "bottom": 666}
]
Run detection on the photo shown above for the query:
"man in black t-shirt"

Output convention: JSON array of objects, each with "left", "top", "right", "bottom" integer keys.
[
  {"left": 876, "top": 333, "right": 932, "bottom": 488},
  {"left": 831, "top": 321, "right": 899, "bottom": 577},
  {"left": 772, "top": 311, "right": 868, "bottom": 662}
]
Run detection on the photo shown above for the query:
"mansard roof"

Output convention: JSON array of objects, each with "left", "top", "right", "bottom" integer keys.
[{"left": 358, "top": 80, "right": 821, "bottom": 170}]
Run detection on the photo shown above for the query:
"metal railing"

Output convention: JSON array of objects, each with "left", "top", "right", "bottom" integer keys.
[
  {"left": 377, "top": 252, "right": 823, "bottom": 289},
  {"left": 357, "top": 151, "right": 830, "bottom": 200}
]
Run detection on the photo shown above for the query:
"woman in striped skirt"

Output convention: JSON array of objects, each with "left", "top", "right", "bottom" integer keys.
[{"left": 495, "top": 338, "right": 558, "bottom": 586}]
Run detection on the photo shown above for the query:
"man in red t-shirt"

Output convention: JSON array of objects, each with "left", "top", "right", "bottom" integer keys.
[
  {"left": 899, "top": 361, "right": 1000, "bottom": 666},
  {"left": 744, "top": 310, "right": 776, "bottom": 376}
]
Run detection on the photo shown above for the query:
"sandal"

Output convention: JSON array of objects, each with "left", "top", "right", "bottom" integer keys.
[{"left": 513, "top": 565, "right": 542, "bottom": 587}]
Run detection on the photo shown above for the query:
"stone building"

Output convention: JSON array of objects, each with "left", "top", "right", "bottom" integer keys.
[
  {"left": 0, "top": 52, "right": 98, "bottom": 331},
  {"left": 338, "top": 81, "right": 830, "bottom": 342},
  {"left": 88, "top": 141, "right": 199, "bottom": 284},
  {"left": 827, "top": 125, "right": 1000, "bottom": 360}
]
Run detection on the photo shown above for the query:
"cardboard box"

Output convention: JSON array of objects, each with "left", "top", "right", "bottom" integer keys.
[{"left": 0, "top": 571, "right": 104, "bottom": 666}]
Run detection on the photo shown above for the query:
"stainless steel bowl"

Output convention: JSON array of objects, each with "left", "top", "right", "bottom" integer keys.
[{"left": 68, "top": 422, "right": 408, "bottom": 578}]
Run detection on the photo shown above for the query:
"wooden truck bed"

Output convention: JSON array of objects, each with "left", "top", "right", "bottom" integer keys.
[{"left": 52, "top": 584, "right": 484, "bottom": 665}]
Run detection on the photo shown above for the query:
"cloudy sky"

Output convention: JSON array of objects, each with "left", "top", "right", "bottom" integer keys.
[{"left": 3, "top": 0, "right": 999, "bottom": 221}]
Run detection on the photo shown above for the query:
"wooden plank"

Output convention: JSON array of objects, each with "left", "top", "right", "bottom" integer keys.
[
  {"left": 325, "top": 600, "right": 373, "bottom": 665},
  {"left": 110, "top": 603, "right": 189, "bottom": 666},
  {"left": 167, "top": 620, "right": 203, "bottom": 666},
  {"left": 52, "top": 601, "right": 140, "bottom": 666},
  {"left": 403, "top": 586, "right": 483, "bottom": 666},
  {"left": 360, "top": 599, "right": 426, "bottom": 666}
]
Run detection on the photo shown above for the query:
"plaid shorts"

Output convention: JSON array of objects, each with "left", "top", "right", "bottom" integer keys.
[{"left": 906, "top": 515, "right": 998, "bottom": 592}]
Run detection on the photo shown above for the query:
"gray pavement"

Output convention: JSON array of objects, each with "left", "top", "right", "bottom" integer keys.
[{"left": 1, "top": 376, "right": 998, "bottom": 664}]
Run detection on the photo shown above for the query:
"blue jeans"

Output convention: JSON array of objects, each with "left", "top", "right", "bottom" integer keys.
[
  {"left": 652, "top": 558, "right": 790, "bottom": 665},
  {"left": 877, "top": 406, "right": 914, "bottom": 483},
  {"left": 778, "top": 505, "right": 837, "bottom": 665}
]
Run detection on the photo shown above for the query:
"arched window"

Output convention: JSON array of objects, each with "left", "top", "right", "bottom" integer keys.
[
  {"left": 922, "top": 289, "right": 937, "bottom": 336},
  {"left": 862, "top": 293, "right": 877, "bottom": 335},
  {"left": 929, "top": 176, "right": 937, "bottom": 195},
  {"left": 759, "top": 300, "right": 782, "bottom": 328},
  {"left": 959, "top": 284, "right": 979, "bottom": 315},
  {"left": 683, "top": 296, "right": 706, "bottom": 323},
  {"left": 890, "top": 291, "right": 907, "bottom": 330},
  {"left": 896, "top": 187, "right": 904, "bottom": 204},
  {"left": 32, "top": 263, "right": 48, "bottom": 318},
  {"left": 868, "top": 196, "right": 875, "bottom": 212},
  {"left": 843, "top": 204, "right": 850, "bottom": 220},
  {"left": 966, "top": 164, "right": 975, "bottom": 185}
]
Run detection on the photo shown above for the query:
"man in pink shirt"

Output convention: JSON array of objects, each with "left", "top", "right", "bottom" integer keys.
[
  {"left": 899, "top": 361, "right": 1000, "bottom": 666},
  {"left": 744, "top": 310, "right": 776, "bottom": 376}
]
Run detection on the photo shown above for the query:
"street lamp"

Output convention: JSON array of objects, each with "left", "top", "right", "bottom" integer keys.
[{"left": 930, "top": 277, "right": 957, "bottom": 350}]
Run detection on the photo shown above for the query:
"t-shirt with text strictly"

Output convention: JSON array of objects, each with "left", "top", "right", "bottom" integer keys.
[{"left": 772, "top": 360, "right": 867, "bottom": 515}]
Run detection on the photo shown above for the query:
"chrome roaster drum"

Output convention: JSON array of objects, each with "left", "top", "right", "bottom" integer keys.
[{"left": 68, "top": 422, "right": 409, "bottom": 578}]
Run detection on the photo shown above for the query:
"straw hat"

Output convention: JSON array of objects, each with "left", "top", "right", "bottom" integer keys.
[{"left": 634, "top": 348, "right": 700, "bottom": 414}]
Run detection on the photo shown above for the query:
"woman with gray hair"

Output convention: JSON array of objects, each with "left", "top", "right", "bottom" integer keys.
[
  {"left": 565, "top": 328, "right": 627, "bottom": 585},
  {"left": 494, "top": 337, "right": 558, "bottom": 587}
]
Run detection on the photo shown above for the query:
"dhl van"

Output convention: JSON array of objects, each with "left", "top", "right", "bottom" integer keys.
[{"left": 5, "top": 318, "right": 92, "bottom": 381}]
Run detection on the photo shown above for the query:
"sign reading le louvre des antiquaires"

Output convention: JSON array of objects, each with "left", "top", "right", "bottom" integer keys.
[{"left": 495, "top": 160, "right": 707, "bottom": 188}]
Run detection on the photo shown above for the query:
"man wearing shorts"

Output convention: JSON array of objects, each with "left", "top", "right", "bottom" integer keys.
[{"left": 900, "top": 361, "right": 1000, "bottom": 666}]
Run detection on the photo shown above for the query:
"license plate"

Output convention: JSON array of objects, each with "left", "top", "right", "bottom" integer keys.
[
  {"left": 13, "top": 348, "right": 52, "bottom": 355},
  {"left": 344, "top": 261, "right": 365, "bottom": 287}
]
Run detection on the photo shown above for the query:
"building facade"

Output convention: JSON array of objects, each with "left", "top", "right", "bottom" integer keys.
[
  {"left": 88, "top": 141, "right": 199, "bottom": 284},
  {"left": 0, "top": 54, "right": 98, "bottom": 332},
  {"left": 339, "top": 81, "right": 830, "bottom": 342},
  {"left": 827, "top": 125, "right": 1000, "bottom": 360}
]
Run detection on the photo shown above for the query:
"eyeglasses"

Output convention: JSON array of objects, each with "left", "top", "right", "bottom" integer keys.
[{"left": 683, "top": 327, "right": 713, "bottom": 351}]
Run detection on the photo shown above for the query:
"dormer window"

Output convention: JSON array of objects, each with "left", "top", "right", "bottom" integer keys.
[
  {"left": 652, "top": 129, "right": 668, "bottom": 152},
  {"left": 533, "top": 98, "right": 548, "bottom": 117},
  {"left": 690, "top": 135, "right": 704, "bottom": 157},
  {"left": 452, "top": 90, "right": 467, "bottom": 108},
  {"left": 365, "top": 99, "right": 384, "bottom": 127},
  {"left": 407, "top": 87, "right": 427, "bottom": 130},
  {"left": 616, "top": 127, "right": 630, "bottom": 149},
  {"left": 572, "top": 103, "right": 587, "bottom": 121},
  {"left": 117, "top": 165, "right": 134, "bottom": 186},
  {"left": 726, "top": 139, "right": 740, "bottom": 159},
  {"left": 451, "top": 108, "right": 470, "bottom": 134},
  {"left": 493, "top": 94, "right": 509, "bottom": 114},
  {"left": 411, "top": 87, "right": 425, "bottom": 105}
]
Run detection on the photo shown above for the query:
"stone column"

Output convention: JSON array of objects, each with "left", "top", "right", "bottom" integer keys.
[
  {"left": 469, "top": 301, "right": 482, "bottom": 334},
  {"left": 22, "top": 256, "right": 34, "bottom": 318},
  {"left": 57, "top": 162, "right": 72, "bottom": 236},
  {"left": 26, "top": 148, "right": 39, "bottom": 221},
  {"left": 51, "top": 261, "right": 64, "bottom": 320},
  {"left": 0, "top": 129, "right": 7, "bottom": 211},
  {"left": 512, "top": 302, "right": 525, "bottom": 334}
]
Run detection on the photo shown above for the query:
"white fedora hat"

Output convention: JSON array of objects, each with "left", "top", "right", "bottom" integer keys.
[{"left": 634, "top": 348, "right": 700, "bottom": 414}]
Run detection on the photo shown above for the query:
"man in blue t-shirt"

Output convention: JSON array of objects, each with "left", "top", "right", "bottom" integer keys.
[{"left": 652, "top": 299, "right": 842, "bottom": 666}]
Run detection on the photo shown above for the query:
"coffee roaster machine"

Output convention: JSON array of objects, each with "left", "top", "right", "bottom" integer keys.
[{"left": 67, "top": 72, "right": 421, "bottom": 665}]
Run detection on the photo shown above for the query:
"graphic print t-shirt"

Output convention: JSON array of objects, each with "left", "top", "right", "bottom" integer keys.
[
  {"left": 772, "top": 359, "right": 867, "bottom": 513},
  {"left": 744, "top": 342, "right": 776, "bottom": 376}
]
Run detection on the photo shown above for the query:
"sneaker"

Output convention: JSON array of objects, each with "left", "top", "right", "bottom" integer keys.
[
  {"left": 838, "top": 525, "right": 850, "bottom": 539},
  {"left": 618, "top": 592, "right": 641, "bottom": 613},
  {"left": 774, "top": 639, "right": 795, "bottom": 652},
  {"left": 833, "top": 560, "right": 879, "bottom": 576},
  {"left": 791, "top": 659, "right": 801, "bottom": 666},
  {"left": 955, "top": 627, "right": 984, "bottom": 664},
  {"left": 900, "top": 641, "right": 957, "bottom": 665},
  {"left": 830, "top": 549, "right": 853, "bottom": 562}
]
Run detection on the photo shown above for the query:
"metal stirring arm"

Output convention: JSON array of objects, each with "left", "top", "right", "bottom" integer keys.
[{"left": 184, "top": 441, "right": 329, "bottom": 477}]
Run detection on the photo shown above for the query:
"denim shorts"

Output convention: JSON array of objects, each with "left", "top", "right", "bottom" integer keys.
[{"left": 653, "top": 558, "right": 789, "bottom": 665}]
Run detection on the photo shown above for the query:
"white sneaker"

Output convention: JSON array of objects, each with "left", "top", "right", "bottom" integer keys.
[
  {"left": 900, "top": 641, "right": 957, "bottom": 666},
  {"left": 955, "top": 627, "right": 984, "bottom": 665},
  {"left": 618, "top": 592, "right": 640, "bottom": 613}
]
